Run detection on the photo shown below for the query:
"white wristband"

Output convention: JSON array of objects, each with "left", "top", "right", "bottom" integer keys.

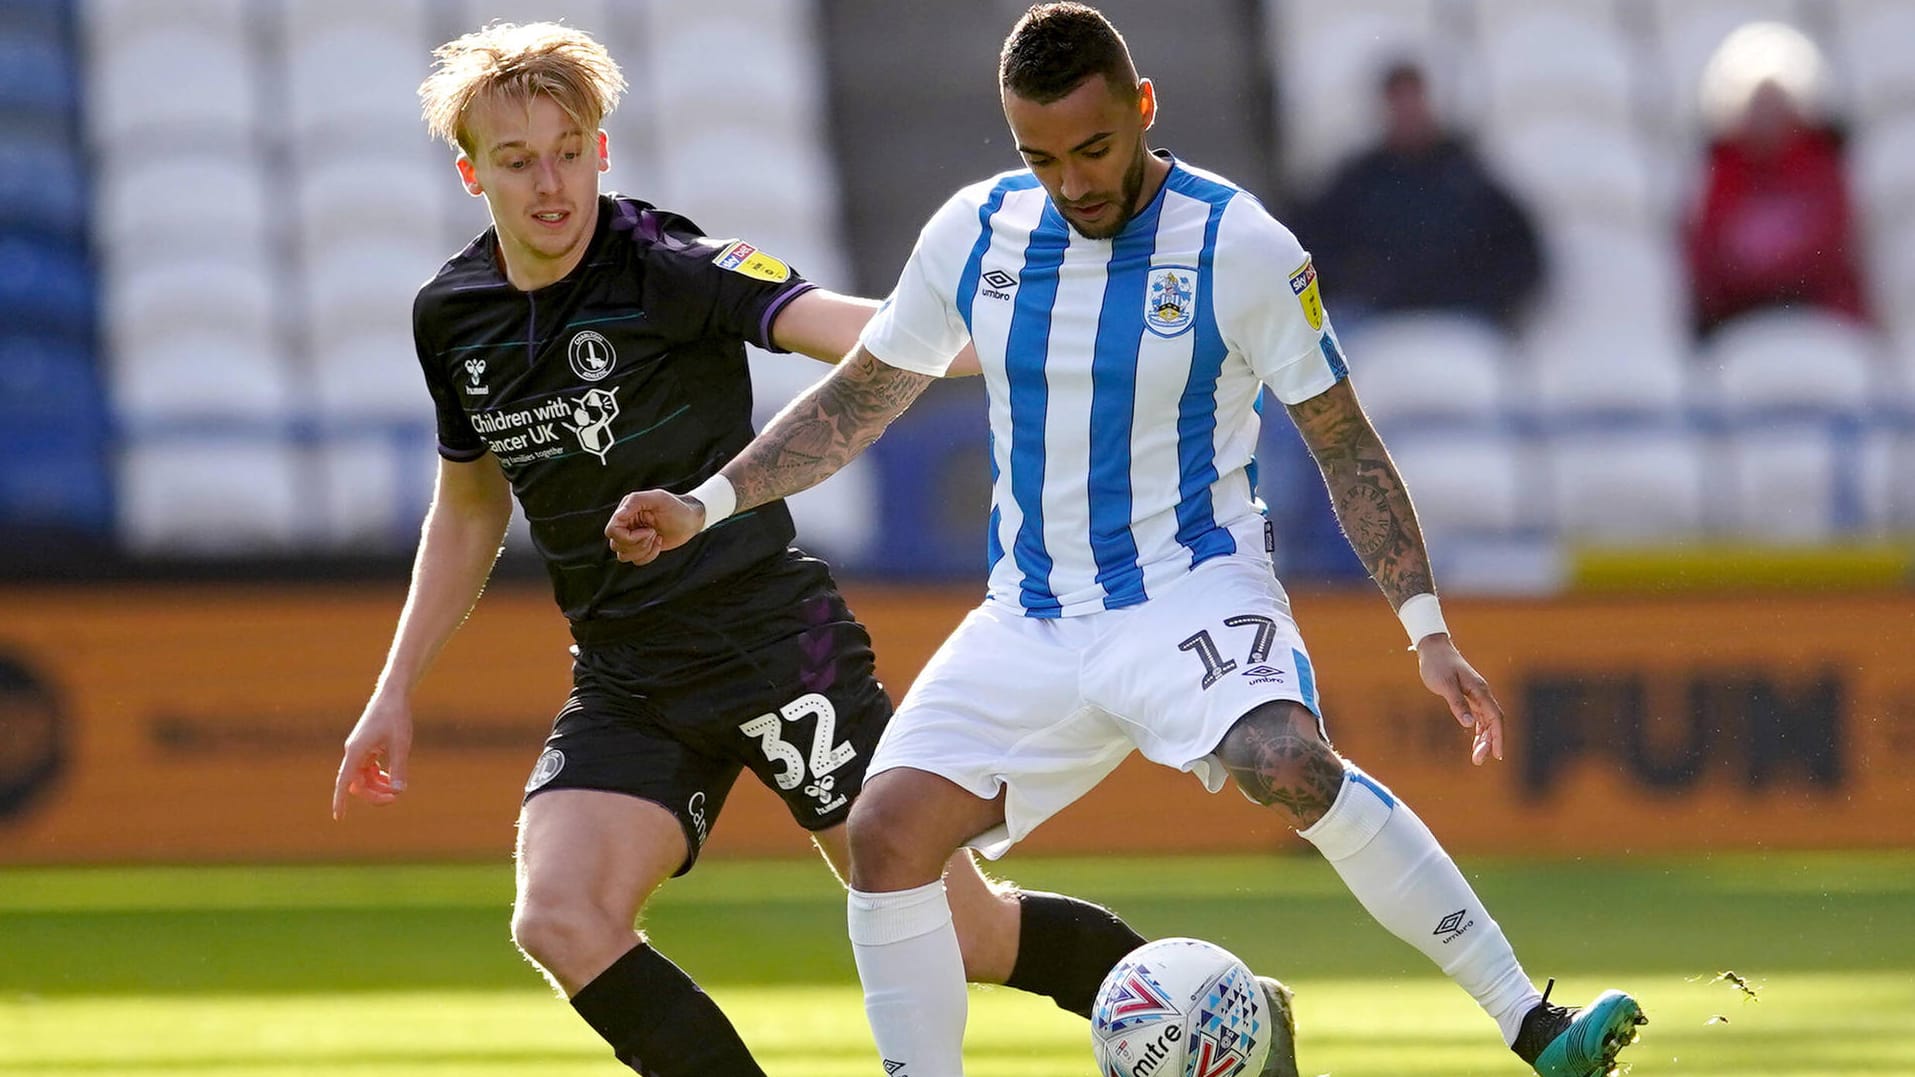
[
  {"left": 1397, "top": 593, "right": 1448, "bottom": 650},
  {"left": 687, "top": 474, "right": 736, "bottom": 533}
]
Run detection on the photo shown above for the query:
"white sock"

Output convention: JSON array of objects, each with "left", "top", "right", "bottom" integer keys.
[
  {"left": 1298, "top": 764, "right": 1543, "bottom": 1046},
  {"left": 848, "top": 880, "right": 968, "bottom": 1077}
]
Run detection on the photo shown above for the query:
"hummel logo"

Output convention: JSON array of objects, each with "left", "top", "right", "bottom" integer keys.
[
  {"left": 883, "top": 1060, "right": 907, "bottom": 1076},
  {"left": 980, "top": 268, "right": 1017, "bottom": 300},
  {"left": 1434, "top": 909, "right": 1474, "bottom": 943}
]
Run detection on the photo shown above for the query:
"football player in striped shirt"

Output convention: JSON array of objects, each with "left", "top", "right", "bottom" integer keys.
[{"left": 606, "top": 4, "right": 1643, "bottom": 1076}]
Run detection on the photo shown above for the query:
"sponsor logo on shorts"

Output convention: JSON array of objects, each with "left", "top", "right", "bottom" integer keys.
[
  {"left": 805, "top": 773, "right": 846, "bottom": 816},
  {"left": 525, "top": 748, "right": 565, "bottom": 792},
  {"left": 1242, "top": 664, "right": 1285, "bottom": 686},
  {"left": 688, "top": 791, "right": 710, "bottom": 845},
  {"left": 568, "top": 330, "right": 616, "bottom": 382}
]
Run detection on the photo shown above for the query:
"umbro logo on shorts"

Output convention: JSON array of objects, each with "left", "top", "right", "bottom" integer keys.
[
  {"left": 1242, "top": 664, "right": 1285, "bottom": 686},
  {"left": 980, "top": 268, "right": 1017, "bottom": 301}
]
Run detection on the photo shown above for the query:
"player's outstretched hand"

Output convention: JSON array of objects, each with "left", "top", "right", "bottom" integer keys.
[
  {"left": 331, "top": 694, "right": 412, "bottom": 819},
  {"left": 1415, "top": 635, "right": 1505, "bottom": 766},
  {"left": 605, "top": 490, "right": 702, "bottom": 565}
]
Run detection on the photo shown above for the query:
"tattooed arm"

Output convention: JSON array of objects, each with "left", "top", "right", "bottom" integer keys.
[
  {"left": 1286, "top": 379, "right": 1507, "bottom": 764},
  {"left": 723, "top": 345, "right": 934, "bottom": 512},
  {"left": 1284, "top": 380, "right": 1433, "bottom": 610},
  {"left": 604, "top": 346, "right": 933, "bottom": 565}
]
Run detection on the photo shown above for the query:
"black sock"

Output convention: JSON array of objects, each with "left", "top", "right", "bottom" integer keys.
[
  {"left": 568, "top": 943, "right": 767, "bottom": 1077},
  {"left": 1002, "top": 890, "right": 1148, "bottom": 1018}
]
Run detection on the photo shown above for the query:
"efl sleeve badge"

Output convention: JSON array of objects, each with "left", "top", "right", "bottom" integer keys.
[
  {"left": 712, "top": 239, "right": 792, "bottom": 283},
  {"left": 1287, "top": 257, "right": 1325, "bottom": 332}
]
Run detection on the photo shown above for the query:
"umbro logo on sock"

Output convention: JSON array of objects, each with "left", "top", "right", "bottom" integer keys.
[
  {"left": 883, "top": 1060, "right": 907, "bottom": 1076},
  {"left": 1433, "top": 908, "right": 1474, "bottom": 943}
]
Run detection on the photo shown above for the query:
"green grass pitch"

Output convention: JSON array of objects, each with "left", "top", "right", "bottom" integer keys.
[{"left": 2, "top": 851, "right": 1912, "bottom": 1075}]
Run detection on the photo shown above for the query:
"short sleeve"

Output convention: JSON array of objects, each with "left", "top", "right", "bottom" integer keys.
[
  {"left": 413, "top": 290, "right": 485, "bottom": 461},
  {"left": 636, "top": 208, "right": 815, "bottom": 352},
  {"left": 1212, "top": 196, "right": 1348, "bottom": 405},
  {"left": 858, "top": 192, "right": 977, "bottom": 376}
]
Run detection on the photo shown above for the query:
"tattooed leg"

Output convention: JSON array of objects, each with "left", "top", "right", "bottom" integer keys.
[{"left": 1213, "top": 701, "right": 1345, "bottom": 829}]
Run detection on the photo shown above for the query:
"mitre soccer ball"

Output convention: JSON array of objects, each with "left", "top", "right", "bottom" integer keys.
[{"left": 1090, "top": 937, "right": 1270, "bottom": 1077}]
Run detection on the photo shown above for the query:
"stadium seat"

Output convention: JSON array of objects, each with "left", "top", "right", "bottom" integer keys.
[
  {"left": 1383, "top": 426, "right": 1533, "bottom": 539},
  {"left": 1486, "top": 116, "right": 1667, "bottom": 227},
  {"left": 1833, "top": 0, "right": 1915, "bottom": 124},
  {"left": 1524, "top": 315, "right": 1692, "bottom": 417},
  {"left": 281, "top": 0, "right": 432, "bottom": 144},
  {"left": 291, "top": 155, "right": 449, "bottom": 266},
  {"left": 1528, "top": 219, "right": 1689, "bottom": 344},
  {"left": 1854, "top": 114, "right": 1915, "bottom": 238},
  {"left": 118, "top": 436, "right": 304, "bottom": 553},
  {"left": 1476, "top": 1, "right": 1637, "bottom": 131},
  {"left": 0, "top": 26, "right": 79, "bottom": 118},
  {"left": 82, "top": 11, "right": 258, "bottom": 148},
  {"left": 0, "top": 335, "right": 107, "bottom": 424},
  {"left": 95, "top": 152, "right": 272, "bottom": 263},
  {"left": 663, "top": 127, "right": 836, "bottom": 247},
  {"left": 112, "top": 329, "right": 294, "bottom": 426},
  {"left": 1858, "top": 418, "right": 1915, "bottom": 532},
  {"left": 1338, "top": 313, "right": 1512, "bottom": 429},
  {"left": 310, "top": 431, "right": 437, "bottom": 550},
  {"left": 308, "top": 331, "right": 435, "bottom": 422},
  {"left": 1866, "top": 224, "right": 1915, "bottom": 361},
  {"left": 0, "top": 129, "right": 87, "bottom": 239},
  {"left": 1544, "top": 425, "right": 1709, "bottom": 543},
  {"left": 0, "top": 235, "right": 93, "bottom": 340},
  {"left": 1697, "top": 309, "right": 1881, "bottom": 412},
  {"left": 0, "top": 420, "right": 111, "bottom": 529},
  {"left": 105, "top": 256, "right": 289, "bottom": 422},
  {"left": 1719, "top": 421, "right": 1865, "bottom": 542}
]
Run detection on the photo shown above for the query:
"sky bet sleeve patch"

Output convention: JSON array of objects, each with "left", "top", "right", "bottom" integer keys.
[
  {"left": 1288, "top": 257, "right": 1325, "bottom": 332},
  {"left": 712, "top": 239, "right": 791, "bottom": 283}
]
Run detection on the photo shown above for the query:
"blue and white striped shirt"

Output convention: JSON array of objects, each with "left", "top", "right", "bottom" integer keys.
[{"left": 861, "top": 156, "right": 1347, "bottom": 617}]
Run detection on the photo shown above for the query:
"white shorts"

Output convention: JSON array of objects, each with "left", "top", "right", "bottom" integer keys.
[{"left": 868, "top": 549, "right": 1322, "bottom": 859}]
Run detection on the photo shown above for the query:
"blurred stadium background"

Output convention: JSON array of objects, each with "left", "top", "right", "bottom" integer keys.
[{"left": 2, "top": 0, "right": 1913, "bottom": 1074}]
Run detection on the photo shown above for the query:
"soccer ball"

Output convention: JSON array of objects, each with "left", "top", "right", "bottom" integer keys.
[{"left": 1090, "top": 937, "right": 1270, "bottom": 1077}]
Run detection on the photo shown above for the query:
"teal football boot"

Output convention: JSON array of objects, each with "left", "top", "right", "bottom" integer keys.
[{"left": 1513, "top": 979, "right": 1647, "bottom": 1077}]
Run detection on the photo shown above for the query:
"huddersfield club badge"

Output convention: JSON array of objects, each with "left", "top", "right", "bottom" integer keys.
[{"left": 1144, "top": 265, "right": 1197, "bottom": 337}]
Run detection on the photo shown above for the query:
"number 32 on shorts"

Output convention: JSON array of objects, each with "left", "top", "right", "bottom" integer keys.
[
  {"left": 1178, "top": 614, "right": 1281, "bottom": 690},
  {"left": 738, "top": 693, "right": 857, "bottom": 803}
]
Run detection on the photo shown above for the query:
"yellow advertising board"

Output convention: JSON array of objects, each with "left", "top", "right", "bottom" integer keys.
[{"left": 0, "top": 584, "right": 1910, "bottom": 863}]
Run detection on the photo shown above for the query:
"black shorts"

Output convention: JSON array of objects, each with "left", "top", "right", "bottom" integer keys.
[{"left": 522, "top": 555, "right": 891, "bottom": 875}]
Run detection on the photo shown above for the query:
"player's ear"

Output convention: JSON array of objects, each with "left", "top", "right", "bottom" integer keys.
[
  {"left": 456, "top": 155, "right": 484, "bottom": 196},
  {"left": 1137, "top": 78, "right": 1157, "bottom": 131},
  {"left": 596, "top": 129, "right": 611, "bottom": 173}
]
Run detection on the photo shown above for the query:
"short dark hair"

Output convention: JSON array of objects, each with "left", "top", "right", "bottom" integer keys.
[{"left": 999, "top": 2, "right": 1138, "bottom": 105}]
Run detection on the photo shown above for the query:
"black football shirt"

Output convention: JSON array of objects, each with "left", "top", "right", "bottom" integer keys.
[{"left": 413, "top": 194, "right": 817, "bottom": 640}]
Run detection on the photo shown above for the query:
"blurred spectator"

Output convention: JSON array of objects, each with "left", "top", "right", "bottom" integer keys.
[
  {"left": 1685, "top": 23, "right": 1869, "bottom": 337},
  {"left": 1296, "top": 60, "right": 1543, "bottom": 330}
]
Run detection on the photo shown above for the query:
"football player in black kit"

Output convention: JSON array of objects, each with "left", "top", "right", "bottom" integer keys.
[{"left": 327, "top": 21, "right": 1185, "bottom": 1077}]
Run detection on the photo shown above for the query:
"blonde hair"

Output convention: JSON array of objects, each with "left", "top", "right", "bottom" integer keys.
[{"left": 420, "top": 22, "right": 626, "bottom": 156}]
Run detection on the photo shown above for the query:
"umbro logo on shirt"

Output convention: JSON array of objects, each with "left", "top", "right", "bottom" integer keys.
[{"left": 980, "top": 268, "right": 1018, "bottom": 301}]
